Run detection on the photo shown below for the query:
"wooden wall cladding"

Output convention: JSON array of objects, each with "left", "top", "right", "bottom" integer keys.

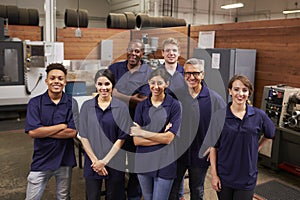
[
  {"left": 5, "top": 18, "right": 300, "bottom": 107},
  {"left": 190, "top": 18, "right": 300, "bottom": 107},
  {"left": 56, "top": 27, "right": 129, "bottom": 60},
  {"left": 7, "top": 25, "right": 41, "bottom": 41}
]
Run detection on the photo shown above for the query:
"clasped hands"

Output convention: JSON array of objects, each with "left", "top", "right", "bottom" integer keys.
[{"left": 91, "top": 160, "right": 108, "bottom": 176}]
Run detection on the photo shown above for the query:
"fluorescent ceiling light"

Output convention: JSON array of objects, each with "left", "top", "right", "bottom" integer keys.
[
  {"left": 221, "top": 3, "right": 244, "bottom": 9},
  {"left": 282, "top": 9, "right": 300, "bottom": 14}
]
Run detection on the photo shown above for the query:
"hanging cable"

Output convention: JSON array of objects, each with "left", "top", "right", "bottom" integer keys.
[
  {"left": 77, "top": 0, "right": 80, "bottom": 28},
  {"left": 24, "top": 66, "right": 43, "bottom": 95}
]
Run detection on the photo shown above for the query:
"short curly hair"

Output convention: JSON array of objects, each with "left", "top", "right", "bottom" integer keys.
[{"left": 46, "top": 63, "right": 67, "bottom": 75}]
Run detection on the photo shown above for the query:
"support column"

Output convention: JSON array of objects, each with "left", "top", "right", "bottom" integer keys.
[{"left": 44, "top": 0, "right": 56, "bottom": 42}]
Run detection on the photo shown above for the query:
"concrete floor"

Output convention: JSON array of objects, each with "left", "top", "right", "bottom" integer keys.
[{"left": 0, "top": 117, "right": 299, "bottom": 200}]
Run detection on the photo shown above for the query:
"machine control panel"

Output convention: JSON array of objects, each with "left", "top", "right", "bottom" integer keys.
[
  {"left": 24, "top": 41, "right": 46, "bottom": 69},
  {"left": 264, "top": 88, "right": 284, "bottom": 125},
  {"left": 285, "top": 93, "right": 300, "bottom": 130},
  {"left": 261, "top": 85, "right": 300, "bottom": 130}
]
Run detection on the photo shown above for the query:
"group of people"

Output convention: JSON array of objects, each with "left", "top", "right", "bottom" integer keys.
[{"left": 24, "top": 37, "right": 275, "bottom": 200}]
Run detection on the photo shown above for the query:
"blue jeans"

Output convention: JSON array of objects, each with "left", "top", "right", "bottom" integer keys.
[
  {"left": 179, "top": 178, "right": 185, "bottom": 198},
  {"left": 169, "top": 165, "right": 208, "bottom": 200},
  {"left": 25, "top": 166, "right": 72, "bottom": 200},
  {"left": 138, "top": 174, "right": 174, "bottom": 200}
]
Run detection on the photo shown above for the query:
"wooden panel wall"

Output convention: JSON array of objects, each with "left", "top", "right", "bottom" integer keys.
[
  {"left": 7, "top": 25, "right": 42, "bottom": 41},
  {"left": 190, "top": 18, "right": 300, "bottom": 107},
  {"left": 56, "top": 28, "right": 129, "bottom": 60}
]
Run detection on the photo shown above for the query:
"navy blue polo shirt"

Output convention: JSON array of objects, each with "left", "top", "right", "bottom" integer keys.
[
  {"left": 160, "top": 63, "right": 184, "bottom": 76},
  {"left": 134, "top": 94, "right": 182, "bottom": 179},
  {"left": 215, "top": 103, "right": 275, "bottom": 190},
  {"left": 108, "top": 60, "right": 152, "bottom": 97},
  {"left": 25, "top": 91, "right": 78, "bottom": 171},
  {"left": 178, "top": 83, "right": 226, "bottom": 167},
  {"left": 159, "top": 63, "right": 185, "bottom": 100},
  {"left": 79, "top": 96, "right": 130, "bottom": 179}
]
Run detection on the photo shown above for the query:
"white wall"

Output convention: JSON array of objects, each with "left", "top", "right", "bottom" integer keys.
[{"left": 109, "top": 0, "right": 145, "bottom": 13}]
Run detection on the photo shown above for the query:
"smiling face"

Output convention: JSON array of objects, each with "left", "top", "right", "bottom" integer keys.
[
  {"left": 148, "top": 75, "right": 169, "bottom": 98},
  {"left": 95, "top": 76, "right": 113, "bottom": 99},
  {"left": 184, "top": 63, "right": 204, "bottom": 89},
  {"left": 162, "top": 43, "right": 180, "bottom": 65},
  {"left": 229, "top": 80, "right": 250, "bottom": 106},
  {"left": 127, "top": 42, "right": 144, "bottom": 68},
  {"left": 45, "top": 69, "right": 66, "bottom": 95}
]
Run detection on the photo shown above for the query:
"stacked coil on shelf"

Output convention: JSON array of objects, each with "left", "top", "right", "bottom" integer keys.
[
  {"left": 64, "top": 9, "right": 89, "bottom": 28},
  {"left": 124, "top": 12, "right": 136, "bottom": 29},
  {"left": 27, "top": 9, "right": 39, "bottom": 26},
  {"left": 106, "top": 12, "right": 186, "bottom": 29},
  {"left": 136, "top": 14, "right": 186, "bottom": 29},
  {"left": 0, "top": 4, "right": 39, "bottom": 26},
  {"left": 106, "top": 12, "right": 136, "bottom": 29},
  {"left": 106, "top": 13, "right": 127, "bottom": 29}
]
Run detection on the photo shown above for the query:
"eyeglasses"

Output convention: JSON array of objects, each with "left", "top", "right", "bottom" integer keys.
[
  {"left": 184, "top": 71, "right": 203, "bottom": 78},
  {"left": 127, "top": 48, "right": 142, "bottom": 54}
]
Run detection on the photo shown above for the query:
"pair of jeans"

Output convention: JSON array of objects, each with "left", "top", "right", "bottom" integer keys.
[
  {"left": 179, "top": 178, "right": 185, "bottom": 198},
  {"left": 138, "top": 174, "right": 174, "bottom": 200},
  {"left": 169, "top": 165, "right": 208, "bottom": 200},
  {"left": 25, "top": 166, "right": 72, "bottom": 200}
]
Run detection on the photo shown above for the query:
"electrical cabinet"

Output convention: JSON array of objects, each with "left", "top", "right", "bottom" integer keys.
[{"left": 193, "top": 48, "right": 256, "bottom": 103}]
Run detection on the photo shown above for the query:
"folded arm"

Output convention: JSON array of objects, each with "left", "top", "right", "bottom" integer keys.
[
  {"left": 131, "top": 122, "right": 175, "bottom": 145},
  {"left": 28, "top": 124, "right": 76, "bottom": 139}
]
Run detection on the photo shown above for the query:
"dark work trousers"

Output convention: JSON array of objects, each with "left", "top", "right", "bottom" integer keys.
[
  {"left": 85, "top": 168, "right": 126, "bottom": 200},
  {"left": 123, "top": 137, "right": 142, "bottom": 200},
  {"left": 169, "top": 164, "right": 208, "bottom": 200},
  {"left": 217, "top": 186, "right": 254, "bottom": 200}
]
